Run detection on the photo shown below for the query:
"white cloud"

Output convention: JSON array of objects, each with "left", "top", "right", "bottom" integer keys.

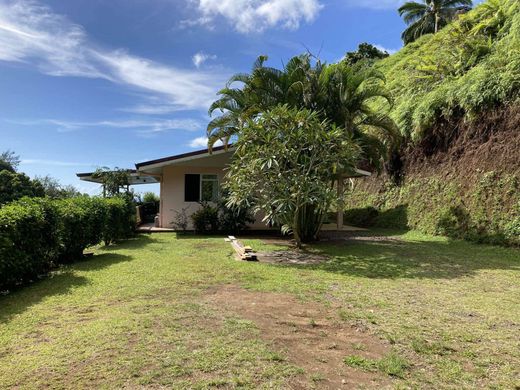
[
  {"left": 187, "top": 0, "right": 323, "bottom": 33},
  {"left": 189, "top": 136, "right": 223, "bottom": 148},
  {"left": 10, "top": 118, "right": 203, "bottom": 134},
  {"left": 374, "top": 44, "right": 399, "bottom": 55},
  {"left": 192, "top": 51, "right": 217, "bottom": 68},
  {"left": 0, "top": 0, "right": 227, "bottom": 111}
]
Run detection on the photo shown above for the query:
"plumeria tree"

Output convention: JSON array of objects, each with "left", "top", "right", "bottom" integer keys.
[{"left": 225, "top": 105, "right": 361, "bottom": 247}]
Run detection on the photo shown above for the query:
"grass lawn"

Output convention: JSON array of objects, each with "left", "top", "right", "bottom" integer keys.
[{"left": 0, "top": 230, "right": 518, "bottom": 389}]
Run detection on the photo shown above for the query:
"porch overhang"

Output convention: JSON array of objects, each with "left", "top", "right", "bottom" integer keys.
[
  {"left": 76, "top": 170, "right": 159, "bottom": 185},
  {"left": 135, "top": 145, "right": 233, "bottom": 175}
]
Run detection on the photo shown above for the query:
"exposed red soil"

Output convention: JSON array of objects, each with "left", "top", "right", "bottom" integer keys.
[
  {"left": 204, "top": 285, "right": 392, "bottom": 389},
  {"left": 406, "top": 104, "right": 520, "bottom": 179}
]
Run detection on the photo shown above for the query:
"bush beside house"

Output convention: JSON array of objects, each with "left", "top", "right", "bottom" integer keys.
[{"left": 0, "top": 196, "right": 135, "bottom": 291}]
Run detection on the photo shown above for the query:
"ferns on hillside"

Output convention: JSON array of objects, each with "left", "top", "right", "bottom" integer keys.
[{"left": 376, "top": 0, "right": 520, "bottom": 141}]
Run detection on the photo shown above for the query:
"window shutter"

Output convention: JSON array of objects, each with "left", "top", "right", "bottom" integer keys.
[{"left": 184, "top": 174, "right": 200, "bottom": 202}]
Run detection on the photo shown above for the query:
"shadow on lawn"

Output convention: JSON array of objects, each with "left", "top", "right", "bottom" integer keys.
[
  {"left": 307, "top": 234, "right": 520, "bottom": 280},
  {"left": 0, "top": 252, "right": 131, "bottom": 324},
  {"left": 96, "top": 234, "right": 159, "bottom": 251}
]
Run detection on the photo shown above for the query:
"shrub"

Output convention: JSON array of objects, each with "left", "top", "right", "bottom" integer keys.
[
  {"left": 0, "top": 198, "right": 60, "bottom": 290},
  {"left": 343, "top": 207, "right": 379, "bottom": 227},
  {"left": 101, "top": 196, "right": 135, "bottom": 245},
  {"left": 217, "top": 191, "right": 255, "bottom": 234},
  {"left": 142, "top": 192, "right": 160, "bottom": 203},
  {"left": 344, "top": 171, "right": 520, "bottom": 246},
  {"left": 55, "top": 197, "right": 105, "bottom": 262},
  {"left": 0, "top": 196, "right": 135, "bottom": 291},
  {"left": 191, "top": 202, "right": 219, "bottom": 234}
]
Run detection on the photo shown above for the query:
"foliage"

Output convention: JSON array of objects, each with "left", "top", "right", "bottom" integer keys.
[
  {"left": 378, "top": 0, "right": 520, "bottom": 142},
  {"left": 35, "top": 175, "right": 82, "bottom": 199},
  {"left": 343, "top": 206, "right": 379, "bottom": 227},
  {"left": 344, "top": 171, "right": 520, "bottom": 246},
  {"left": 208, "top": 53, "right": 400, "bottom": 170},
  {"left": 101, "top": 195, "right": 135, "bottom": 245},
  {"left": 0, "top": 196, "right": 135, "bottom": 291},
  {"left": 54, "top": 197, "right": 106, "bottom": 261},
  {"left": 0, "top": 150, "right": 20, "bottom": 172},
  {"left": 343, "top": 43, "right": 389, "bottom": 66},
  {"left": 191, "top": 202, "right": 219, "bottom": 234},
  {"left": 0, "top": 170, "right": 45, "bottom": 205},
  {"left": 398, "top": 0, "right": 473, "bottom": 44},
  {"left": 225, "top": 106, "right": 360, "bottom": 246},
  {"left": 188, "top": 192, "right": 254, "bottom": 234},
  {"left": 0, "top": 198, "right": 60, "bottom": 289},
  {"left": 171, "top": 206, "right": 190, "bottom": 232},
  {"left": 217, "top": 190, "right": 255, "bottom": 234},
  {"left": 92, "top": 167, "right": 131, "bottom": 197},
  {"left": 142, "top": 192, "right": 160, "bottom": 203}
]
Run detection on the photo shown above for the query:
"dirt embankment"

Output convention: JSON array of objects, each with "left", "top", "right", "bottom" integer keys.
[{"left": 405, "top": 104, "right": 520, "bottom": 180}]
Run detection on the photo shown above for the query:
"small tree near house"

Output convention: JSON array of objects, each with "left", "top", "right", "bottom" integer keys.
[{"left": 224, "top": 105, "right": 360, "bottom": 247}]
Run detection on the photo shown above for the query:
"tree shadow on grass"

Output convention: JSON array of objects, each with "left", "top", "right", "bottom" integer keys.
[
  {"left": 95, "top": 234, "right": 160, "bottom": 252},
  {"left": 305, "top": 233, "right": 520, "bottom": 280},
  {"left": 0, "top": 253, "right": 131, "bottom": 324}
]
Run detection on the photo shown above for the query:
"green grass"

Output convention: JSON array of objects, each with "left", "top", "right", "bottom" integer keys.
[
  {"left": 344, "top": 352, "right": 409, "bottom": 378},
  {"left": 0, "top": 230, "right": 519, "bottom": 388}
]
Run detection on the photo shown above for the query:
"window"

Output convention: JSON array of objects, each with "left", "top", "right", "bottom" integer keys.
[
  {"left": 201, "top": 174, "right": 219, "bottom": 202},
  {"left": 184, "top": 174, "right": 219, "bottom": 202}
]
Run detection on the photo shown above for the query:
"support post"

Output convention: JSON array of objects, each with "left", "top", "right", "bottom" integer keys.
[{"left": 337, "top": 178, "right": 344, "bottom": 231}]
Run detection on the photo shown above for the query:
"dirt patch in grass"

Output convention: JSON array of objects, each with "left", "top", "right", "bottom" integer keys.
[
  {"left": 257, "top": 250, "right": 330, "bottom": 265},
  {"left": 204, "top": 285, "right": 392, "bottom": 389}
]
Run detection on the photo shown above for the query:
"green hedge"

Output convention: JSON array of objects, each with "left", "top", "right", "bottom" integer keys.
[
  {"left": 0, "top": 196, "right": 134, "bottom": 291},
  {"left": 344, "top": 172, "right": 520, "bottom": 246}
]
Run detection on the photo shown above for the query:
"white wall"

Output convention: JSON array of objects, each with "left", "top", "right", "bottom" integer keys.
[{"left": 160, "top": 165, "right": 268, "bottom": 230}]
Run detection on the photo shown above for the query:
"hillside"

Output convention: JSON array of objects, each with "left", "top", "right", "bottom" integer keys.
[{"left": 345, "top": 0, "right": 520, "bottom": 245}]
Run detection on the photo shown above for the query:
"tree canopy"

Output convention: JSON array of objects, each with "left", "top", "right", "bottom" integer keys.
[
  {"left": 225, "top": 105, "right": 360, "bottom": 246},
  {"left": 343, "top": 43, "right": 390, "bottom": 66},
  {"left": 208, "top": 54, "right": 399, "bottom": 170},
  {"left": 399, "top": 0, "right": 473, "bottom": 44},
  {"left": 0, "top": 150, "right": 20, "bottom": 173}
]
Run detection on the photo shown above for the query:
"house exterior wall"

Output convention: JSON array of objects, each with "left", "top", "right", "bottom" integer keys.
[{"left": 159, "top": 165, "right": 268, "bottom": 230}]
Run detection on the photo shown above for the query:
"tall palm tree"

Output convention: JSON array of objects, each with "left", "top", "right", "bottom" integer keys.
[
  {"left": 399, "top": 0, "right": 473, "bottom": 44},
  {"left": 208, "top": 55, "right": 399, "bottom": 169}
]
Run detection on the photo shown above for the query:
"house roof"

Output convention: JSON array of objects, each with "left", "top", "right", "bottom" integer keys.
[
  {"left": 135, "top": 145, "right": 371, "bottom": 178},
  {"left": 76, "top": 169, "right": 159, "bottom": 185},
  {"left": 77, "top": 145, "right": 371, "bottom": 184},
  {"left": 135, "top": 145, "right": 230, "bottom": 169}
]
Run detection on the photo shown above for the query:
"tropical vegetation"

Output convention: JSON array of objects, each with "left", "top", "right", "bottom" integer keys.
[
  {"left": 342, "top": 0, "right": 520, "bottom": 245},
  {"left": 398, "top": 0, "right": 473, "bottom": 44},
  {"left": 0, "top": 196, "right": 134, "bottom": 292},
  {"left": 208, "top": 54, "right": 400, "bottom": 170},
  {"left": 225, "top": 106, "right": 360, "bottom": 246},
  {"left": 208, "top": 55, "right": 401, "bottom": 241}
]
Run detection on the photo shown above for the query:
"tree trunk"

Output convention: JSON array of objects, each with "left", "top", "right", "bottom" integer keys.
[
  {"left": 294, "top": 204, "right": 323, "bottom": 245},
  {"left": 435, "top": 13, "right": 440, "bottom": 33},
  {"left": 293, "top": 209, "right": 302, "bottom": 249}
]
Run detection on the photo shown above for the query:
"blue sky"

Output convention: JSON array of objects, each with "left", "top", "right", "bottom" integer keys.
[{"left": 0, "top": 0, "right": 409, "bottom": 195}]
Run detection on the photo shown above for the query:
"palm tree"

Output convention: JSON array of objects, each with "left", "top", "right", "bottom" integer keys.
[
  {"left": 399, "top": 0, "right": 473, "bottom": 44},
  {"left": 208, "top": 55, "right": 399, "bottom": 169}
]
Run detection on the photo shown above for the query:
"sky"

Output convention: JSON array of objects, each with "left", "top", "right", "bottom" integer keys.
[{"left": 0, "top": 0, "right": 409, "bottom": 195}]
